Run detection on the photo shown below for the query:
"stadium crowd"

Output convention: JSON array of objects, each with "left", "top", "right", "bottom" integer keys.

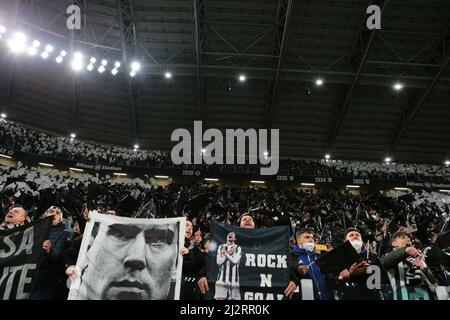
[
  {"left": 2, "top": 120, "right": 450, "bottom": 181},
  {"left": 1, "top": 161, "right": 449, "bottom": 300}
]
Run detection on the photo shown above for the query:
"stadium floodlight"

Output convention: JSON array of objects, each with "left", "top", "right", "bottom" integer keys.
[
  {"left": 384, "top": 157, "right": 392, "bottom": 163},
  {"left": 71, "top": 52, "right": 84, "bottom": 71},
  {"left": 130, "top": 62, "right": 140, "bottom": 77},
  {"left": 155, "top": 175, "right": 169, "bottom": 179},
  {"left": 0, "top": 26, "right": 6, "bottom": 40},
  {"left": 251, "top": 180, "right": 265, "bottom": 184},
  {"left": 8, "top": 32, "right": 27, "bottom": 54},
  {"left": 111, "top": 62, "right": 121, "bottom": 76},
  {"left": 39, "top": 162, "right": 54, "bottom": 167},
  {"left": 445, "top": 160, "right": 450, "bottom": 166},
  {"left": 28, "top": 47, "right": 37, "bottom": 56},
  {"left": 165, "top": 72, "right": 172, "bottom": 79},
  {"left": 113, "top": 173, "right": 127, "bottom": 177},
  {"left": 70, "top": 133, "right": 76, "bottom": 139},
  {"left": 41, "top": 44, "right": 54, "bottom": 59},
  {"left": 393, "top": 82, "right": 403, "bottom": 91},
  {"left": 238, "top": 74, "right": 246, "bottom": 82},
  {"left": 0, "top": 113, "right": 6, "bottom": 118},
  {"left": 55, "top": 50, "right": 68, "bottom": 63},
  {"left": 324, "top": 154, "right": 331, "bottom": 160},
  {"left": 301, "top": 183, "right": 316, "bottom": 186},
  {"left": 87, "top": 57, "right": 96, "bottom": 71},
  {"left": 98, "top": 59, "right": 108, "bottom": 73},
  {"left": 131, "top": 62, "right": 140, "bottom": 71},
  {"left": 134, "top": 144, "right": 139, "bottom": 149},
  {"left": 27, "top": 40, "right": 41, "bottom": 56},
  {"left": 315, "top": 78, "right": 324, "bottom": 86},
  {"left": 69, "top": 168, "right": 84, "bottom": 172},
  {"left": 204, "top": 178, "right": 219, "bottom": 182}
]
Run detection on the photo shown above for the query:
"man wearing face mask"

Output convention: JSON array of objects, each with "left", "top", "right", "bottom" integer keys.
[
  {"left": 335, "top": 227, "right": 391, "bottom": 300},
  {"left": 290, "top": 228, "right": 330, "bottom": 300}
]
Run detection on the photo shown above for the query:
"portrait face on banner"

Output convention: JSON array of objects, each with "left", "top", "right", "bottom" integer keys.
[{"left": 69, "top": 212, "right": 185, "bottom": 300}]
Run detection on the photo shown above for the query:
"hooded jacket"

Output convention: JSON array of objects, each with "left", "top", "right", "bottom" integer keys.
[{"left": 292, "top": 244, "right": 329, "bottom": 300}]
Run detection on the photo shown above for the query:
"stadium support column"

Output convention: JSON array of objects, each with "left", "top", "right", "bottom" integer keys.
[
  {"left": 266, "top": 0, "right": 293, "bottom": 131},
  {"left": 116, "top": 0, "right": 140, "bottom": 147},
  {"left": 70, "top": 0, "right": 83, "bottom": 136},
  {"left": 192, "top": 0, "right": 207, "bottom": 122},
  {"left": 327, "top": 0, "right": 390, "bottom": 148}
]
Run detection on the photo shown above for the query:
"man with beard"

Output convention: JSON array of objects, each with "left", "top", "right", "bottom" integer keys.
[{"left": 73, "top": 220, "right": 179, "bottom": 300}]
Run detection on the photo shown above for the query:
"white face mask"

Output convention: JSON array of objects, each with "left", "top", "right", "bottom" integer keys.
[
  {"left": 350, "top": 240, "right": 363, "bottom": 253},
  {"left": 302, "top": 242, "right": 315, "bottom": 252}
]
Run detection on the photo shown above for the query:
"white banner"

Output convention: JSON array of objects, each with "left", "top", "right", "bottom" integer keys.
[{"left": 68, "top": 212, "right": 185, "bottom": 300}]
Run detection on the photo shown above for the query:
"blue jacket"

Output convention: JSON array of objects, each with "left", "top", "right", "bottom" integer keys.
[
  {"left": 292, "top": 244, "right": 329, "bottom": 300},
  {"left": 33, "top": 223, "right": 72, "bottom": 291}
]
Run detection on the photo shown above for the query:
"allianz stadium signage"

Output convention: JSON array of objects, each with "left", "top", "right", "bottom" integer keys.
[
  {"left": 74, "top": 162, "right": 122, "bottom": 172},
  {"left": 406, "top": 181, "right": 450, "bottom": 189}
]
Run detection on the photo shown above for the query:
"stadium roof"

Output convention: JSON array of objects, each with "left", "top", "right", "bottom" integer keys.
[{"left": 0, "top": 0, "right": 449, "bottom": 163}]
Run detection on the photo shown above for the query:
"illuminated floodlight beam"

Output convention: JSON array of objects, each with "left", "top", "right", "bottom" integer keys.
[
  {"left": 8, "top": 32, "right": 27, "bottom": 54},
  {"left": 111, "top": 61, "right": 121, "bottom": 75},
  {"left": 41, "top": 44, "right": 54, "bottom": 59},
  {"left": 71, "top": 52, "right": 84, "bottom": 71},
  {"left": 27, "top": 40, "right": 40, "bottom": 56},
  {"left": 87, "top": 57, "right": 96, "bottom": 71},
  {"left": 98, "top": 59, "right": 108, "bottom": 73},
  {"left": 56, "top": 50, "right": 67, "bottom": 63},
  {"left": 130, "top": 61, "right": 140, "bottom": 77}
]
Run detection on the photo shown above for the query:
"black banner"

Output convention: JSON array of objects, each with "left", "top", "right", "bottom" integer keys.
[
  {"left": 206, "top": 222, "right": 290, "bottom": 300},
  {"left": 0, "top": 218, "right": 52, "bottom": 300}
]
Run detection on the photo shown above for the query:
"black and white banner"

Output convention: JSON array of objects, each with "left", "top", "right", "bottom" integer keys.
[
  {"left": 68, "top": 212, "right": 185, "bottom": 300},
  {"left": 206, "top": 221, "right": 290, "bottom": 300},
  {"left": 0, "top": 218, "right": 52, "bottom": 300}
]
